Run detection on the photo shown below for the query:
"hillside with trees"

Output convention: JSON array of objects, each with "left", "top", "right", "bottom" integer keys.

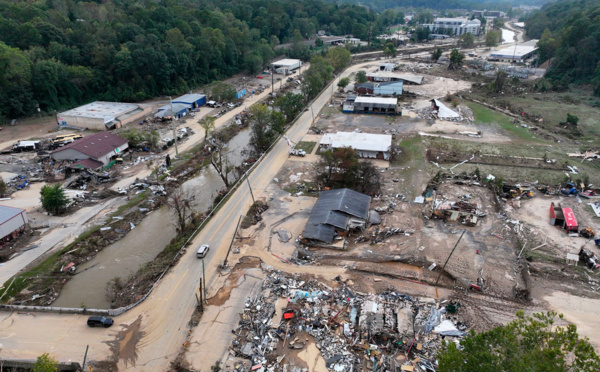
[
  {"left": 525, "top": 0, "right": 600, "bottom": 94},
  {"left": 0, "top": 0, "right": 381, "bottom": 121}
]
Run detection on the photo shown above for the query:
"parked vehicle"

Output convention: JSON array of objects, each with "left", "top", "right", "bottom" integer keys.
[
  {"left": 12, "top": 140, "right": 41, "bottom": 152},
  {"left": 53, "top": 133, "right": 83, "bottom": 146},
  {"left": 289, "top": 149, "right": 306, "bottom": 157},
  {"left": 87, "top": 316, "right": 114, "bottom": 328},
  {"left": 197, "top": 244, "right": 209, "bottom": 258}
]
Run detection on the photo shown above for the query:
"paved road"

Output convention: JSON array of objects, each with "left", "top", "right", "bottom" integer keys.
[{"left": 0, "top": 61, "right": 369, "bottom": 370}]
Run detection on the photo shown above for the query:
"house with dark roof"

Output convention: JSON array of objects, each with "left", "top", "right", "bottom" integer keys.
[
  {"left": 302, "top": 189, "right": 371, "bottom": 246},
  {"left": 50, "top": 132, "right": 128, "bottom": 169},
  {"left": 0, "top": 205, "right": 28, "bottom": 243}
]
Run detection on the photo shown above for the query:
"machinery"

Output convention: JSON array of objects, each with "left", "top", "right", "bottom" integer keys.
[
  {"left": 284, "top": 136, "right": 306, "bottom": 157},
  {"left": 580, "top": 227, "right": 595, "bottom": 239}
]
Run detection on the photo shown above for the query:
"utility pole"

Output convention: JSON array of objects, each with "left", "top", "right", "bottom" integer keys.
[
  {"left": 247, "top": 177, "right": 256, "bottom": 204},
  {"left": 82, "top": 345, "right": 89, "bottom": 371},
  {"left": 271, "top": 65, "right": 274, "bottom": 96},
  {"left": 170, "top": 96, "right": 179, "bottom": 157},
  {"left": 435, "top": 229, "right": 466, "bottom": 286},
  {"left": 202, "top": 258, "right": 206, "bottom": 303},
  {"left": 223, "top": 215, "right": 243, "bottom": 268}
]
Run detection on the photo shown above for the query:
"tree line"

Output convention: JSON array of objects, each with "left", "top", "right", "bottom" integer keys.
[
  {"left": 0, "top": 0, "right": 381, "bottom": 122},
  {"left": 525, "top": 0, "right": 600, "bottom": 94}
]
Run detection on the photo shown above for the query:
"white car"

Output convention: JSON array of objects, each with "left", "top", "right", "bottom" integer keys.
[{"left": 197, "top": 244, "right": 209, "bottom": 258}]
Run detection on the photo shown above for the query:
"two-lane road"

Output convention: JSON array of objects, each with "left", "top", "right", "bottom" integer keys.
[{"left": 0, "top": 61, "right": 371, "bottom": 370}]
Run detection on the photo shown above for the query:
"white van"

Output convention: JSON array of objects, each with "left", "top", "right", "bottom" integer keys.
[{"left": 197, "top": 244, "right": 209, "bottom": 258}]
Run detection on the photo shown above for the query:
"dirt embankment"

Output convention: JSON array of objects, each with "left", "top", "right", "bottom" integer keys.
[{"left": 426, "top": 148, "right": 564, "bottom": 170}]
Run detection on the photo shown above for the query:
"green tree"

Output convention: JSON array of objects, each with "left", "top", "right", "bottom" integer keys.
[
  {"left": 459, "top": 33, "right": 475, "bottom": 48},
  {"left": 40, "top": 183, "right": 69, "bottom": 215},
  {"left": 0, "top": 178, "right": 7, "bottom": 196},
  {"left": 383, "top": 42, "right": 397, "bottom": 58},
  {"left": 337, "top": 77, "right": 350, "bottom": 90},
  {"left": 315, "top": 147, "right": 362, "bottom": 190},
  {"left": 355, "top": 70, "right": 368, "bottom": 84},
  {"left": 207, "top": 81, "right": 236, "bottom": 102},
  {"left": 32, "top": 353, "right": 58, "bottom": 372},
  {"left": 315, "top": 37, "right": 323, "bottom": 47},
  {"left": 448, "top": 49, "right": 465, "bottom": 70},
  {"left": 413, "top": 26, "right": 430, "bottom": 42},
  {"left": 439, "top": 311, "right": 600, "bottom": 372},
  {"left": 537, "top": 28, "right": 557, "bottom": 63},
  {"left": 274, "top": 92, "right": 304, "bottom": 122},
  {"left": 199, "top": 116, "right": 216, "bottom": 143},
  {"left": 301, "top": 55, "right": 333, "bottom": 100},
  {"left": 492, "top": 17, "right": 505, "bottom": 30},
  {"left": 248, "top": 104, "right": 284, "bottom": 155},
  {"left": 431, "top": 47, "right": 443, "bottom": 62},
  {"left": 326, "top": 47, "right": 351, "bottom": 73},
  {"left": 485, "top": 30, "right": 501, "bottom": 48}
]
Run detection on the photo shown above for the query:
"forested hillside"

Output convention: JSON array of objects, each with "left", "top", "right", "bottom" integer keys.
[
  {"left": 0, "top": 0, "right": 391, "bottom": 121},
  {"left": 335, "top": 0, "right": 549, "bottom": 13},
  {"left": 525, "top": 0, "right": 600, "bottom": 93}
]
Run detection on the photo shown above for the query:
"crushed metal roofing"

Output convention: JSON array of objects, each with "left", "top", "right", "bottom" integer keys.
[
  {"left": 320, "top": 132, "right": 392, "bottom": 152},
  {"left": 173, "top": 94, "right": 205, "bottom": 103},
  {"left": 51, "top": 132, "right": 127, "bottom": 159},
  {"left": 432, "top": 99, "right": 460, "bottom": 118},
  {"left": 0, "top": 205, "right": 26, "bottom": 225},
  {"left": 303, "top": 189, "right": 371, "bottom": 243},
  {"left": 59, "top": 101, "right": 140, "bottom": 123}
]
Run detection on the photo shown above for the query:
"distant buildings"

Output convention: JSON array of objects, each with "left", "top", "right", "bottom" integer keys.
[
  {"left": 488, "top": 39, "right": 539, "bottom": 62},
  {"left": 271, "top": 59, "right": 302, "bottom": 74},
  {"left": 424, "top": 18, "right": 481, "bottom": 36}
]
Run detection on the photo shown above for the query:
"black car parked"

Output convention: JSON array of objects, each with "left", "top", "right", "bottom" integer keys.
[{"left": 87, "top": 316, "right": 114, "bottom": 328}]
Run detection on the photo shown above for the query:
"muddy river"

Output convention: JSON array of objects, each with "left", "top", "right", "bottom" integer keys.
[{"left": 53, "top": 128, "right": 250, "bottom": 309}]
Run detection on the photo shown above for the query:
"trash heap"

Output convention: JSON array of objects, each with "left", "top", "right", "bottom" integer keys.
[{"left": 230, "top": 272, "right": 468, "bottom": 372}]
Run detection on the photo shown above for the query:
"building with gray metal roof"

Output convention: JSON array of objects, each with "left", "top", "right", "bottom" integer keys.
[
  {"left": 173, "top": 94, "right": 206, "bottom": 109},
  {"left": 57, "top": 101, "right": 152, "bottom": 130},
  {"left": 302, "top": 189, "right": 371, "bottom": 244},
  {"left": 0, "top": 205, "right": 28, "bottom": 242}
]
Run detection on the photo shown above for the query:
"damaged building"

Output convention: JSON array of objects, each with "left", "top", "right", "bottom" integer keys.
[
  {"left": 302, "top": 188, "right": 372, "bottom": 247},
  {"left": 57, "top": 101, "right": 151, "bottom": 130},
  {"left": 0, "top": 205, "right": 28, "bottom": 245},
  {"left": 50, "top": 132, "right": 129, "bottom": 170}
]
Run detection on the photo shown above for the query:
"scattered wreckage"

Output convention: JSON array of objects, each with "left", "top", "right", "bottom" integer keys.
[{"left": 229, "top": 272, "right": 469, "bottom": 372}]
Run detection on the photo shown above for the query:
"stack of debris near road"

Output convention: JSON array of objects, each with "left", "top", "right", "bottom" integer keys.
[{"left": 230, "top": 272, "right": 468, "bottom": 372}]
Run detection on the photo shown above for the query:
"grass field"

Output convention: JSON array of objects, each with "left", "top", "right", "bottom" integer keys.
[
  {"left": 465, "top": 101, "right": 543, "bottom": 142},
  {"left": 295, "top": 141, "right": 317, "bottom": 154}
]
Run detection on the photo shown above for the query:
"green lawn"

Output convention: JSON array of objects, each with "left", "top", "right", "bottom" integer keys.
[
  {"left": 465, "top": 101, "right": 543, "bottom": 142},
  {"left": 295, "top": 141, "right": 317, "bottom": 154}
]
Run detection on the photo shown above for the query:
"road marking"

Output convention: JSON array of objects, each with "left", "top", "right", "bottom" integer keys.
[{"left": 167, "top": 269, "right": 188, "bottom": 300}]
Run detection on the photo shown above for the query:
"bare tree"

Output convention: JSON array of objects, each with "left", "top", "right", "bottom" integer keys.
[
  {"left": 211, "top": 147, "right": 232, "bottom": 188},
  {"left": 199, "top": 116, "right": 216, "bottom": 144},
  {"left": 167, "top": 189, "right": 195, "bottom": 232}
]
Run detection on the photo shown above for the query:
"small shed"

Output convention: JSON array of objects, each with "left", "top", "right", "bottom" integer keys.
[
  {"left": 0, "top": 205, "right": 28, "bottom": 242},
  {"left": 173, "top": 94, "right": 206, "bottom": 109},
  {"left": 236, "top": 88, "right": 247, "bottom": 99}
]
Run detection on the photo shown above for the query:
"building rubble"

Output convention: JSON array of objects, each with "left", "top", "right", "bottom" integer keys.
[{"left": 229, "top": 272, "right": 468, "bottom": 372}]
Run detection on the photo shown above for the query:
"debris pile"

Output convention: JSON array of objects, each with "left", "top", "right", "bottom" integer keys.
[{"left": 230, "top": 272, "right": 469, "bottom": 372}]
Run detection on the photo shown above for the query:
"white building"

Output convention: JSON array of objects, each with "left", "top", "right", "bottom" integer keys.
[
  {"left": 488, "top": 40, "right": 539, "bottom": 62},
  {"left": 271, "top": 59, "right": 302, "bottom": 74},
  {"left": 0, "top": 206, "right": 28, "bottom": 243},
  {"left": 320, "top": 132, "right": 393, "bottom": 160},
  {"left": 57, "top": 101, "right": 152, "bottom": 131},
  {"left": 424, "top": 18, "right": 481, "bottom": 36}
]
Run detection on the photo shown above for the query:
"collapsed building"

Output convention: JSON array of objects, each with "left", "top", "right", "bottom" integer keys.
[
  {"left": 0, "top": 205, "right": 28, "bottom": 245},
  {"left": 302, "top": 188, "right": 372, "bottom": 248},
  {"left": 230, "top": 272, "right": 467, "bottom": 372}
]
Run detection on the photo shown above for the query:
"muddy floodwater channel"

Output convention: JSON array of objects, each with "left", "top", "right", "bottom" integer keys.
[{"left": 53, "top": 129, "right": 251, "bottom": 309}]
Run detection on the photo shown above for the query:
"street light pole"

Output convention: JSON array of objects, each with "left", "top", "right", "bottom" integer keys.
[{"left": 170, "top": 96, "right": 179, "bottom": 157}]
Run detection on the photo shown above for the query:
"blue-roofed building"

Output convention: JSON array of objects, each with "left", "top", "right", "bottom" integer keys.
[
  {"left": 155, "top": 103, "right": 190, "bottom": 119},
  {"left": 173, "top": 94, "right": 206, "bottom": 109},
  {"left": 236, "top": 88, "right": 247, "bottom": 99}
]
